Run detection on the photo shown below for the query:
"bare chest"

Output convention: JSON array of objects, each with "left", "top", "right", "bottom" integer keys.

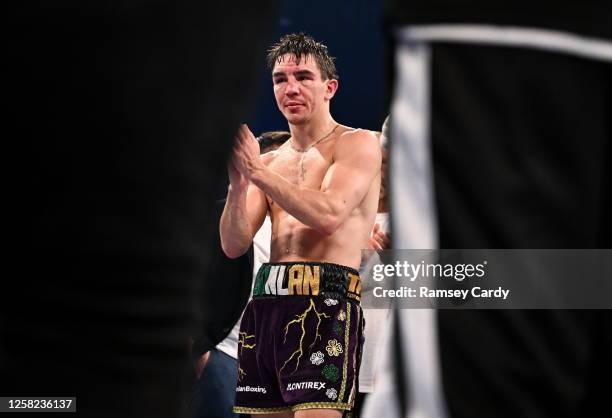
[{"left": 267, "top": 146, "right": 333, "bottom": 190}]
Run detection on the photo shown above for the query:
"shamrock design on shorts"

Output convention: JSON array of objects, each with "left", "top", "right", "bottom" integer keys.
[
  {"left": 332, "top": 322, "right": 343, "bottom": 336},
  {"left": 324, "top": 298, "right": 338, "bottom": 306},
  {"left": 310, "top": 351, "right": 325, "bottom": 366},
  {"left": 326, "top": 339, "right": 343, "bottom": 356},
  {"left": 337, "top": 310, "right": 346, "bottom": 321},
  {"left": 322, "top": 364, "right": 339, "bottom": 382},
  {"left": 326, "top": 388, "right": 338, "bottom": 400}
]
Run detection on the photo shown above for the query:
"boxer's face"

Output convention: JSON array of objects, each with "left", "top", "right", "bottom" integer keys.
[{"left": 272, "top": 54, "right": 337, "bottom": 125}]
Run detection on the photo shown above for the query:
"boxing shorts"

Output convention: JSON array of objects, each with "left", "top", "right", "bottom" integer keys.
[{"left": 233, "top": 261, "right": 364, "bottom": 415}]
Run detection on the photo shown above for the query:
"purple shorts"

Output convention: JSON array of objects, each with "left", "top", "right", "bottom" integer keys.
[{"left": 233, "top": 262, "right": 364, "bottom": 415}]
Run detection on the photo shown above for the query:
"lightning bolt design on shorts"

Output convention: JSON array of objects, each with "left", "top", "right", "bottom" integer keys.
[{"left": 279, "top": 298, "right": 330, "bottom": 374}]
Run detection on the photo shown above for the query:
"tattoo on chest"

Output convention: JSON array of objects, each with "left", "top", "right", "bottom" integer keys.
[
  {"left": 299, "top": 153, "right": 308, "bottom": 181},
  {"left": 288, "top": 124, "right": 339, "bottom": 183}
]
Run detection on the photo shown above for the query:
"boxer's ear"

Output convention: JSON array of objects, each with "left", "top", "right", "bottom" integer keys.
[{"left": 325, "top": 79, "right": 338, "bottom": 100}]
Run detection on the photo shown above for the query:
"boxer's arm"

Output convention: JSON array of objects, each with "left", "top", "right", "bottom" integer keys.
[
  {"left": 249, "top": 129, "right": 381, "bottom": 235},
  {"left": 219, "top": 161, "right": 268, "bottom": 259}
]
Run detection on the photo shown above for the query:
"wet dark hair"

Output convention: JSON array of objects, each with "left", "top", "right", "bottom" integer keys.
[
  {"left": 267, "top": 32, "right": 338, "bottom": 80},
  {"left": 257, "top": 131, "right": 291, "bottom": 154}
]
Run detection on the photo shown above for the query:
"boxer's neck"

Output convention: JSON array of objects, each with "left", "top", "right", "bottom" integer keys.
[{"left": 289, "top": 116, "right": 338, "bottom": 150}]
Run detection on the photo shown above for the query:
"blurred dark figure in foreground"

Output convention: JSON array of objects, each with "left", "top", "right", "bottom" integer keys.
[
  {"left": 365, "top": 1, "right": 611, "bottom": 418},
  {"left": 191, "top": 131, "right": 290, "bottom": 418},
  {"left": 5, "top": 2, "right": 277, "bottom": 417}
]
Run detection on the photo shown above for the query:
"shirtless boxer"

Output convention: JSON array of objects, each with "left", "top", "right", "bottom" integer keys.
[{"left": 220, "top": 33, "right": 381, "bottom": 418}]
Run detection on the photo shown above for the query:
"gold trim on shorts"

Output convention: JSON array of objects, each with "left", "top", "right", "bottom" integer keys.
[
  {"left": 235, "top": 401, "right": 353, "bottom": 414},
  {"left": 339, "top": 300, "right": 351, "bottom": 402},
  {"left": 291, "top": 401, "right": 353, "bottom": 411},
  {"left": 233, "top": 406, "right": 292, "bottom": 414}
]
